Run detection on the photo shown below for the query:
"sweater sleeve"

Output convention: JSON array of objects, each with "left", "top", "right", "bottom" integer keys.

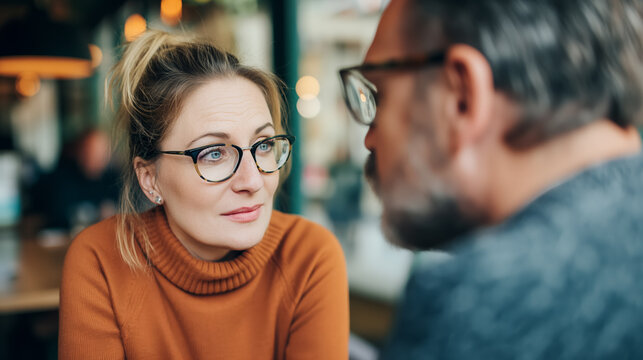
[
  {"left": 58, "top": 232, "right": 125, "bottom": 360},
  {"left": 285, "top": 228, "right": 350, "bottom": 360}
]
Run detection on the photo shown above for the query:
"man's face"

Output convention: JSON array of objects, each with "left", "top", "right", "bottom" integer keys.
[{"left": 362, "top": 0, "right": 481, "bottom": 249}]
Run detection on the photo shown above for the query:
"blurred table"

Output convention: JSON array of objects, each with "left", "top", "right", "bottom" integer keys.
[{"left": 0, "top": 231, "right": 69, "bottom": 314}]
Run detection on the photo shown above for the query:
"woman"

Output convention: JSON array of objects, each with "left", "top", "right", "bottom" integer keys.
[{"left": 59, "top": 30, "right": 349, "bottom": 359}]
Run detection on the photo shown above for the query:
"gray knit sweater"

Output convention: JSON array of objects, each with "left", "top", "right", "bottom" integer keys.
[{"left": 382, "top": 152, "right": 643, "bottom": 360}]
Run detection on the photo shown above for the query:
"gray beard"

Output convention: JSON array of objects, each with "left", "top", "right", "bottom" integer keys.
[
  {"left": 380, "top": 188, "right": 479, "bottom": 250},
  {"left": 365, "top": 141, "right": 481, "bottom": 250}
]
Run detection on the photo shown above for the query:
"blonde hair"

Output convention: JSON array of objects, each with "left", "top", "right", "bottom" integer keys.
[{"left": 107, "top": 30, "right": 288, "bottom": 270}]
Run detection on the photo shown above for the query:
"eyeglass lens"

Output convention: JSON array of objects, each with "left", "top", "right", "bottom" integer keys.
[
  {"left": 344, "top": 71, "right": 376, "bottom": 124},
  {"left": 196, "top": 137, "right": 291, "bottom": 182}
]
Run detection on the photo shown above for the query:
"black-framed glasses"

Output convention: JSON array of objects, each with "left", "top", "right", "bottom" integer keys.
[
  {"left": 338, "top": 51, "right": 446, "bottom": 125},
  {"left": 159, "top": 135, "right": 295, "bottom": 183}
]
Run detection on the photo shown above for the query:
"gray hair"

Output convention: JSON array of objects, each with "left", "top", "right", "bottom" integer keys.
[{"left": 410, "top": 0, "right": 643, "bottom": 148}]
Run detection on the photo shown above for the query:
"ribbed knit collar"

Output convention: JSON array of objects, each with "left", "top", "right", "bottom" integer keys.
[{"left": 136, "top": 206, "right": 286, "bottom": 295}]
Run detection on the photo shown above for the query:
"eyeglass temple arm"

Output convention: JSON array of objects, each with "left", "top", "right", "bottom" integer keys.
[
  {"left": 159, "top": 150, "right": 185, "bottom": 155},
  {"left": 159, "top": 149, "right": 202, "bottom": 163}
]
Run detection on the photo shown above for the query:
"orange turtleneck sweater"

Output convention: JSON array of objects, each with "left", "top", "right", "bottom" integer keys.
[{"left": 58, "top": 207, "right": 349, "bottom": 359}]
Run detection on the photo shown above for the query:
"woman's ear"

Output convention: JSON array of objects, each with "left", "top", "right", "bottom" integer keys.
[
  {"left": 442, "top": 44, "right": 495, "bottom": 150},
  {"left": 134, "top": 157, "right": 160, "bottom": 203}
]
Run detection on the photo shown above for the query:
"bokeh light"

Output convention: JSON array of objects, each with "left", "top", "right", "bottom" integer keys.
[
  {"left": 296, "top": 76, "right": 320, "bottom": 100},
  {"left": 16, "top": 73, "right": 41, "bottom": 97},
  {"left": 297, "top": 97, "right": 321, "bottom": 119},
  {"left": 161, "top": 0, "right": 182, "bottom": 26},
  {"left": 88, "top": 44, "right": 103, "bottom": 69},
  {"left": 124, "top": 14, "right": 146, "bottom": 42}
]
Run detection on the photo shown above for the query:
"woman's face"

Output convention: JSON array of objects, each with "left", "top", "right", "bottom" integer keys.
[{"left": 143, "top": 76, "right": 280, "bottom": 261}]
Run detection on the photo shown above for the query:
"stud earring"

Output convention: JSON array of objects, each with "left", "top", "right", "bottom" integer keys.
[{"left": 155, "top": 196, "right": 163, "bottom": 204}]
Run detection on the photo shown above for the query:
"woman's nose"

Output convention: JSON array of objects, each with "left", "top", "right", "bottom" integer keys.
[{"left": 230, "top": 150, "right": 263, "bottom": 193}]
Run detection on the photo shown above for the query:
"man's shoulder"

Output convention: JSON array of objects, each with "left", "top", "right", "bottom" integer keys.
[
  {"left": 520, "top": 152, "right": 643, "bottom": 231},
  {"left": 390, "top": 236, "right": 643, "bottom": 359},
  {"left": 453, "top": 152, "right": 643, "bottom": 275}
]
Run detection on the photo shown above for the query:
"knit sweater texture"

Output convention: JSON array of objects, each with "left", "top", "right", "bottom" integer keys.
[{"left": 59, "top": 207, "right": 349, "bottom": 359}]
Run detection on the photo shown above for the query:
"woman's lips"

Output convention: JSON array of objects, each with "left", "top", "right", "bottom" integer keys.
[{"left": 221, "top": 204, "right": 262, "bottom": 223}]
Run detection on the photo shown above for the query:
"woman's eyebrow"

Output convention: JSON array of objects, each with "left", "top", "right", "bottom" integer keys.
[
  {"left": 187, "top": 132, "right": 229, "bottom": 148},
  {"left": 255, "top": 122, "right": 274, "bottom": 134},
  {"left": 186, "top": 123, "right": 273, "bottom": 148}
]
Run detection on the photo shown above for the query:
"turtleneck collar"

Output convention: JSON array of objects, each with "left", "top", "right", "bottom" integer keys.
[{"left": 136, "top": 206, "right": 286, "bottom": 295}]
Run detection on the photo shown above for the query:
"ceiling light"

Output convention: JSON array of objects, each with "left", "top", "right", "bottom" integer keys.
[{"left": 0, "top": 11, "right": 92, "bottom": 79}]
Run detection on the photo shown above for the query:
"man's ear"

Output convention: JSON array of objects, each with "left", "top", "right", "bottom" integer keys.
[
  {"left": 133, "top": 157, "right": 160, "bottom": 203},
  {"left": 442, "top": 44, "right": 495, "bottom": 151}
]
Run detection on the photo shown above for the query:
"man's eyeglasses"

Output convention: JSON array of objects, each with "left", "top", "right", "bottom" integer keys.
[
  {"left": 159, "top": 135, "right": 295, "bottom": 183},
  {"left": 338, "top": 51, "right": 445, "bottom": 125}
]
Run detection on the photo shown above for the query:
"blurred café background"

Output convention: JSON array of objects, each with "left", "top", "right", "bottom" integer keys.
[{"left": 0, "top": 0, "right": 433, "bottom": 358}]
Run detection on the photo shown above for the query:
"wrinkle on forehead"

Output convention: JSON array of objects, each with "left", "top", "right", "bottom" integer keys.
[
  {"left": 167, "top": 76, "right": 273, "bottom": 147},
  {"left": 188, "top": 81, "right": 270, "bottom": 122},
  {"left": 197, "top": 91, "right": 269, "bottom": 120}
]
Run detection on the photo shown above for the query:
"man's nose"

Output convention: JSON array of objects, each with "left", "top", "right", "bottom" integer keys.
[
  {"left": 364, "top": 123, "right": 376, "bottom": 151},
  {"left": 230, "top": 151, "right": 263, "bottom": 194}
]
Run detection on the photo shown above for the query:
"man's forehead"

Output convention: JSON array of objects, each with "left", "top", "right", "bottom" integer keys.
[
  {"left": 364, "top": 0, "right": 410, "bottom": 63},
  {"left": 364, "top": 0, "right": 442, "bottom": 64}
]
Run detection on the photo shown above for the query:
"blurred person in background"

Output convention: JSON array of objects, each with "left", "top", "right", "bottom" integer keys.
[
  {"left": 339, "top": 0, "right": 643, "bottom": 358},
  {"left": 325, "top": 145, "right": 363, "bottom": 254},
  {"left": 59, "top": 30, "right": 348, "bottom": 359},
  {"left": 26, "top": 128, "right": 120, "bottom": 235}
]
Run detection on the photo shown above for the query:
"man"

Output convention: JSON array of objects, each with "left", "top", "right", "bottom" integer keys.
[{"left": 339, "top": 0, "right": 643, "bottom": 358}]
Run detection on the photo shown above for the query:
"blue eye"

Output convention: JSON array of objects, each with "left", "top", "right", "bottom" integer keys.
[
  {"left": 257, "top": 141, "right": 273, "bottom": 153},
  {"left": 198, "top": 146, "right": 227, "bottom": 163},
  {"left": 208, "top": 151, "right": 222, "bottom": 160}
]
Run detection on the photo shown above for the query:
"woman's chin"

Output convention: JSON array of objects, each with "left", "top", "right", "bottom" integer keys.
[{"left": 211, "top": 223, "right": 269, "bottom": 250}]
